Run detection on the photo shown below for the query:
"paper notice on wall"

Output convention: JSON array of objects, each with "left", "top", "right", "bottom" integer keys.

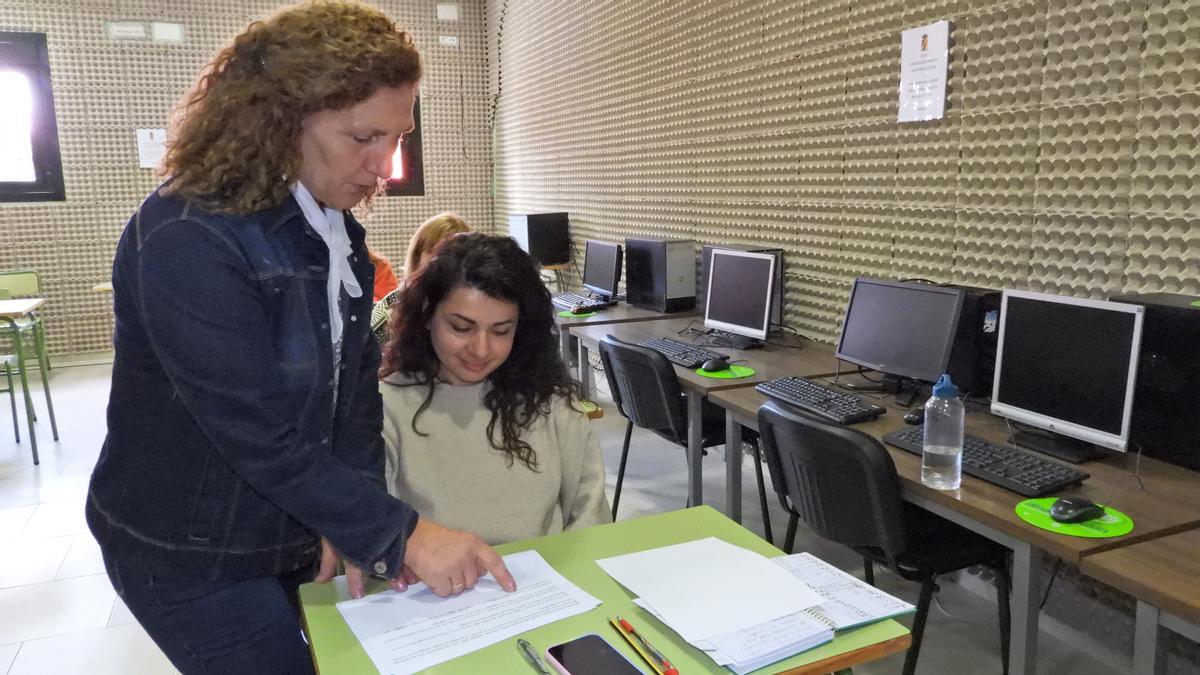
[
  {"left": 897, "top": 20, "right": 950, "bottom": 122},
  {"left": 135, "top": 128, "right": 167, "bottom": 169}
]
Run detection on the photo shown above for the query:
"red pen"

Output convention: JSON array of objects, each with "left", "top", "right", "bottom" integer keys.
[{"left": 617, "top": 616, "right": 680, "bottom": 675}]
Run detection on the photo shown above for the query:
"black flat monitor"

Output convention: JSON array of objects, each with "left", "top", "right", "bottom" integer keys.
[
  {"left": 991, "top": 290, "right": 1144, "bottom": 458},
  {"left": 581, "top": 240, "right": 622, "bottom": 301},
  {"left": 836, "top": 278, "right": 965, "bottom": 384},
  {"left": 704, "top": 249, "right": 776, "bottom": 343}
]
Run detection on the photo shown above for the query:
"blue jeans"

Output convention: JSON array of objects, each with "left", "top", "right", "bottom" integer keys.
[{"left": 103, "top": 551, "right": 317, "bottom": 674}]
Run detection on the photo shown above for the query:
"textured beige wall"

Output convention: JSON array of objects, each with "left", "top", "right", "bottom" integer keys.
[
  {"left": 487, "top": 0, "right": 1200, "bottom": 343},
  {"left": 0, "top": 0, "right": 492, "bottom": 355}
]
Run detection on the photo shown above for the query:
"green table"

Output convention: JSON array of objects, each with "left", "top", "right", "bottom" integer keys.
[{"left": 300, "top": 506, "right": 909, "bottom": 674}]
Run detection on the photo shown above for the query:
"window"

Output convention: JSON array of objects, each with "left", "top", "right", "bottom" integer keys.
[
  {"left": 0, "top": 32, "right": 64, "bottom": 202},
  {"left": 385, "top": 96, "right": 425, "bottom": 197}
]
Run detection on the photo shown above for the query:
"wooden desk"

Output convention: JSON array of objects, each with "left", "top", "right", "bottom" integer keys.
[
  {"left": 554, "top": 304, "right": 698, "bottom": 398},
  {"left": 0, "top": 298, "right": 49, "bottom": 465},
  {"left": 1080, "top": 529, "right": 1200, "bottom": 674},
  {"left": 708, "top": 386, "right": 1200, "bottom": 675},
  {"left": 569, "top": 317, "right": 839, "bottom": 518},
  {"left": 299, "top": 506, "right": 910, "bottom": 674}
]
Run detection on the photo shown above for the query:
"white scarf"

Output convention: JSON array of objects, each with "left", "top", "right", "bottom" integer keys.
[{"left": 289, "top": 182, "right": 363, "bottom": 344}]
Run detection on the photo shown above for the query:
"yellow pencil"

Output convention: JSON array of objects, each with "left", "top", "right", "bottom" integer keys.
[{"left": 609, "top": 616, "right": 679, "bottom": 675}]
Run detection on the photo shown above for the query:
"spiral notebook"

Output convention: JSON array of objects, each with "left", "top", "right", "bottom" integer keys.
[{"left": 775, "top": 552, "right": 916, "bottom": 631}]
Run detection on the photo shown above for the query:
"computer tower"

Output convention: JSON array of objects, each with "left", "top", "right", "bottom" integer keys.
[
  {"left": 1109, "top": 292, "right": 1200, "bottom": 470},
  {"left": 941, "top": 284, "right": 1002, "bottom": 398},
  {"left": 624, "top": 238, "right": 696, "bottom": 313},
  {"left": 700, "top": 244, "right": 784, "bottom": 332},
  {"left": 507, "top": 213, "right": 571, "bottom": 266}
]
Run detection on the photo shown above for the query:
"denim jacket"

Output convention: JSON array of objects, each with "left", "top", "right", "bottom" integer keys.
[{"left": 87, "top": 185, "right": 417, "bottom": 580}]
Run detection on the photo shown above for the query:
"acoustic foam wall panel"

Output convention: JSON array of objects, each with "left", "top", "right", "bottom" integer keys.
[
  {"left": 488, "top": 0, "right": 1200, "bottom": 346},
  {"left": 0, "top": 0, "right": 493, "bottom": 355}
]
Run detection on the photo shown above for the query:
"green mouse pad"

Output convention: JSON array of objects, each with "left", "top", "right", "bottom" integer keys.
[
  {"left": 556, "top": 310, "right": 596, "bottom": 319},
  {"left": 694, "top": 364, "right": 756, "bottom": 379},
  {"left": 1015, "top": 498, "right": 1134, "bottom": 538}
]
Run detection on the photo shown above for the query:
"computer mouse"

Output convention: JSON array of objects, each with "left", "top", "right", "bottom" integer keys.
[
  {"left": 569, "top": 305, "right": 590, "bottom": 315},
  {"left": 903, "top": 409, "right": 924, "bottom": 425},
  {"left": 700, "top": 357, "right": 731, "bottom": 373},
  {"left": 1049, "top": 496, "right": 1106, "bottom": 524}
]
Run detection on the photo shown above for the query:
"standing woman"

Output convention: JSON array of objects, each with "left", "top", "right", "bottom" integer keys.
[{"left": 86, "top": 3, "right": 511, "bottom": 673}]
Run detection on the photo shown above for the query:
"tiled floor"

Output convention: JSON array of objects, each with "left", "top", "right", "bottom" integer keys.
[{"left": 0, "top": 359, "right": 1130, "bottom": 674}]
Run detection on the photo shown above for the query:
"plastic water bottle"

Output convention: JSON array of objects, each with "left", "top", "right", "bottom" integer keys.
[{"left": 922, "top": 374, "right": 963, "bottom": 490}]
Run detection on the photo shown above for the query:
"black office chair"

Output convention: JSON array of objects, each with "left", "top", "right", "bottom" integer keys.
[
  {"left": 757, "top": 400, "right": 1011, "bottom": 675},
  {"left": 597, "top": 335, "right": 773, "bottom": 542}
]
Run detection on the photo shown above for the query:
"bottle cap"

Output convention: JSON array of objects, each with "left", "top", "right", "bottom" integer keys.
[{"left": 932, "top": 374, "right": 958, "bottom": 398}]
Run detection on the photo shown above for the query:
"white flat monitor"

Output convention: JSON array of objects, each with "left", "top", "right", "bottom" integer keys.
[
  {"left": 704, "top": 249, "right": 776, "bottom": 341},
  {"left": 581, "top": 240, "right": 622, "bottom": 300},
  {"left": 835, "top": 278, "right": 965, "bottom": 384},
  {"left": 991, "top": 290, "right": 1145, "bottom": 453}
]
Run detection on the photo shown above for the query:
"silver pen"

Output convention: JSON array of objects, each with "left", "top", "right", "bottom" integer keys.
[{"left": 517, "top": 638, "right": 552, "bottom": 675}]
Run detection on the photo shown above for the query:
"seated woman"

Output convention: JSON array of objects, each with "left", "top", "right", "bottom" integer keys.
[
  {"left": 379, "top": 233, "right": 610, "bottom": 544},
  {"left": 370, "top": 212, "right": 471, "bottom": 343},
  {"left": 403, "top": 212, "right": 471, "bottom": 277}
]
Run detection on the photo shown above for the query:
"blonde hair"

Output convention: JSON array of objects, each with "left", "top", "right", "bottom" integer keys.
[
  {"left": 403, "top": 212, "right": 471, "bottom": 276},
  {"left": 161, "top": 1, "right": 421, "bottom": 214}
]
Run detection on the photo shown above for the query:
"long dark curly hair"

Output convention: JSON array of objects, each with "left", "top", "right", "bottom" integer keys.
[
  {"left": 380, "top": 233, "right": 582, "bottom": 470},
  {"left": 161, "top": 1, "right": 421, "bottom": 214}
]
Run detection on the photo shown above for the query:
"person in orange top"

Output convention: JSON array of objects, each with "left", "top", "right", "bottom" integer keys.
[{"left": 368, "top": 248, "right": 400, "bottom": 302}]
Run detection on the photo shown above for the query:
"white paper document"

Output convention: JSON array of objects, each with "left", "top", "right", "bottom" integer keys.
[
  {"left": 336, "top": 550, "right": 599, "bottom": 675},
  {"left": 135, "top": 128, "right": 167, "bottom": 169},
  {"left": 897, "top": 20, "right": 951, "bottom": 122},
  {"left": 596, "top": 537, "right": 824, "bottom": 641}
]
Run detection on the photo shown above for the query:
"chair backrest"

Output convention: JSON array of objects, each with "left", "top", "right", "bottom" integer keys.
[
  {"left": 757, "top": 400, "right": 908, "bottom": 567},
  {"left": 0, "top": 270, "right": 41, "bottom": 297},
  {"left": 597, "top": 335, "right": 688, "bottom": 443}
]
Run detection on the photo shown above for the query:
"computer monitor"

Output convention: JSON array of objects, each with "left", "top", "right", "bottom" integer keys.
[
  {"left": 991, "top": 290, "right": 1144, "bottom": 457},
  {"left": 704, "top": 249, "right": 776, "bottom": 343},
  {"left": 581, "top": 240, "right": 622, "bottom": 300},
  {"left": 835, "top": 278, "right": 965, "bottom": 384}
]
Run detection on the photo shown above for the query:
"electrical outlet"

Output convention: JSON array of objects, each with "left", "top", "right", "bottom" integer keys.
[{"left": 438, "top": 35, "right": 459, "bottom": 48}]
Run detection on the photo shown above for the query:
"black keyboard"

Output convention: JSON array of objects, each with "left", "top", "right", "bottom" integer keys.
[
  {"left": 883, "top": 425, "right": 1090, "bottom": 497},
  {"left": 639, "top": 337, "right": 726, "bottom": 369},
  {"left": 757, "top": 376, "right": 886, "bottom": 425},
  {"left": 552, "top": 292, "right": 611, "bottom": 312}
]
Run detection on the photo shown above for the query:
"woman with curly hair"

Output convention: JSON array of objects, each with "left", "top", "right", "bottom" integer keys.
[
  {"left": 380, "top": 233, "right": 611, "bottom": 544},
  {"left": 86, "top": 3, "right": 512, "bottom": 672}
]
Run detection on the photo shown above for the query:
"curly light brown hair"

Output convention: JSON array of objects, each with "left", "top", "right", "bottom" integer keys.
[{"left": 161, "top": 1, "right": 422, "bottom": 214}]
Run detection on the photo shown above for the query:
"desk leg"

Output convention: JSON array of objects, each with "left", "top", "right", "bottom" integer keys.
[
  {"left": 1133, "top": 600, "right": 1163, "bottom": 675},
  {"left": 559, "top": 329, "right": 572, "bottom": 368},
  {"left": 1009, "top": 542, "right": 1041, "bottom": 675},
  {"left": 7, "top": 322, "right": 37, "bottom": 465},
  {"left": 576, "top": 339, "right": 593, "bottom": 400},
  {"left": 725, "top": 410, "right": 742, "bottom": 524},
  {"left": 686, "top": 391, "right": 703, "bottom": 508}
]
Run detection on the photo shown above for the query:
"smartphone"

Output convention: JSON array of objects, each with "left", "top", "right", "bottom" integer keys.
[{"left": 544, "top": 633, "right": 644, "bottom": 675}]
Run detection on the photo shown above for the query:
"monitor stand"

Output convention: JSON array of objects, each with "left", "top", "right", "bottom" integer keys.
[
  {"left": 709, "top": 329, "right": 763, "bottom": 350},
  {"left": 1009, "top": 425, "right": 1104, "bottom": 464},
  {"left": 842, "top": 374, "right": 923, "bottom": 406}
]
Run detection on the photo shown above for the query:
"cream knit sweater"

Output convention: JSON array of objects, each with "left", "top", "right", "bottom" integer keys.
[{"left": 380, "top": 373, "right": 611, "bottom": 545}]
